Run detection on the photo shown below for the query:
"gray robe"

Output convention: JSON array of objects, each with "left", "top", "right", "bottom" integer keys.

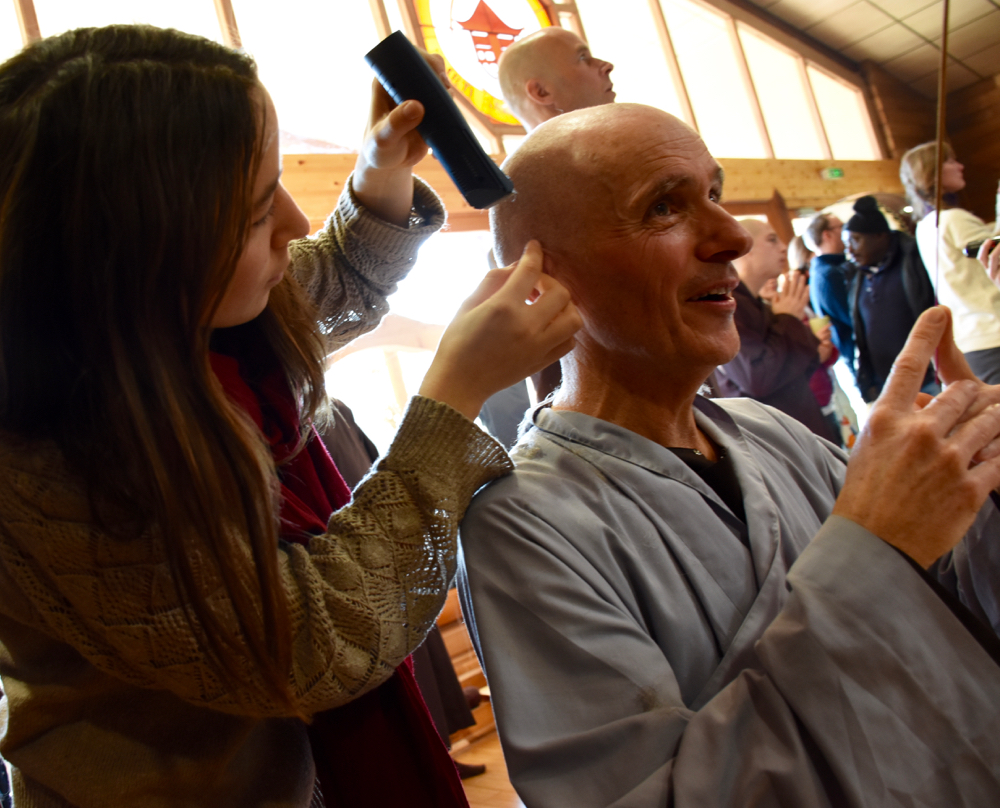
[{"left": 458, "top": 396, "right": 1000, "bottom": 807}]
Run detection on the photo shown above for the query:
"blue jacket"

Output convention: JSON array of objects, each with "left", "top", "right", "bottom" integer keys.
[
  {"left": 850, "top": 231, "right": 936, "bottom": 402},
  {"left": 809, "top": 253, "right": 856, "bottom": 373}
]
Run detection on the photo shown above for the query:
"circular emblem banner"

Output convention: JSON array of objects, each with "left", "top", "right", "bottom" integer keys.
[{"left": 416, "top": 0, "right": 552, "bottom": 125}]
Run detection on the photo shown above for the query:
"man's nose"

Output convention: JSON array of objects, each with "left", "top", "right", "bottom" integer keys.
[
  {"left": 600, "top": 59, "right": 613, "bottom": 75},
  {"left": 698, "top": 210, "right": 753, "bottom": 262}
]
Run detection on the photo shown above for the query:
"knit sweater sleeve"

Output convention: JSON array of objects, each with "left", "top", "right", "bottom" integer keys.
[
  {"left": 288, "top": 174, "right": 445, "bottom": 351},
  {"left": 0, "top": 397, "right": 511, "bottom": 717}
]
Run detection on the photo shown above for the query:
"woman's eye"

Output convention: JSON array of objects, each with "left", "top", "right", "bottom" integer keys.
[{"left": 252, "top": 204, "right": 276, "bottom": 228}]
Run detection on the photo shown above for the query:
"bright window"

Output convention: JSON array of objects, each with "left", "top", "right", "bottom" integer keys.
[
  {"left": 231, "top": 0, "right": 381, "bottom": 152},
  {"left": 738, "top": 24, "right": 827, "bottom": 159},
  {"left": 388, "top": 229, "right": 494, "bottom": 326},
  {"left": 384, "top": 1, "right": 407, "bottom": 38},
  {"left": 807, "top": 65, "right": 879, "bottom": 161},
  {"left": 1, "top": 4, "right": 23, "bottom": 65},
  {"left": 325, "top": 347, "right": 436, "bottom": 453},
  {"left": 575, "top": 0, "right": 686, "bottom": 119},
  {"left": 32, "top": 0, "right": 222, "bottom": 41},
  {"left": 326, "top": 229, "right": 494, "bottom": 449},
  {"left": 659, "top": 0, "right": 766, "bottom": 158}
]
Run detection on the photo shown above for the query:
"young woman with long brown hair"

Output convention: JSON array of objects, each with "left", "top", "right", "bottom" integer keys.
[{"left": 0, "top": 25, "right": 578, "bottom": 808}]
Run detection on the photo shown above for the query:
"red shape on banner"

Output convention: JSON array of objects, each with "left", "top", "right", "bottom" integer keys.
[{"left": 456, "top": 1, "right": 523, "bottom": 66}]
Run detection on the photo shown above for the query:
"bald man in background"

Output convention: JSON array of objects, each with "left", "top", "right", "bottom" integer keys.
[
  {"left": 477, "top": 27, "right": 615, "bottom": 432},
  {"left": 459, "top": 103, "right": 1000, "bottom": 807},
  {"left": 498, "top": 27, "right": 615, "bottom": 132},
  {"left": 715, "top": 219, "right": 838, "bottom": 442}
]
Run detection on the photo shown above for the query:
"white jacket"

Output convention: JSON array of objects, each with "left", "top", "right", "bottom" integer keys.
[{"left": 916, "top": 207, "right": 1000, "bottom": 353}]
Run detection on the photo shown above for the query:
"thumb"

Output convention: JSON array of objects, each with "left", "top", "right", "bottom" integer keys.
[
  {"left": 373, "top": 100, "right": 424, "bottom": 148},
  {"left": 456, "top": 267, "right": 515, "bottom": 314},
  {"left": 497, "top": 240, "right": 545, "bottom": 302},
  {"left": 879, "top": 306, "right": 949, "bottom": 411},
  {"left": 932, "top": 305, "right": 978, "bottom": 386}
]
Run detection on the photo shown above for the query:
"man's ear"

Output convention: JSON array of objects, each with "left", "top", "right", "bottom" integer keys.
[{"left": 525, "top": 78, "right": 554, "bottom": 106}]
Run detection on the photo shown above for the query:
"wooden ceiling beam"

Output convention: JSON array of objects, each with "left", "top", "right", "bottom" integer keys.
[
  {"left": 14, "top": 0, "right": 41, "bottom": 43},
  {"left": 212, "top": 0, "right": 241, "bottom": 48},
  {"left": 282, "top": 151, "right": 906, "bottom": 237}
]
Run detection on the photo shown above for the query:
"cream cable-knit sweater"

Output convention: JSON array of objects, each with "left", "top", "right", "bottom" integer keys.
[{"left": 0, "top": 177, "right": 512, "bottom": 808}]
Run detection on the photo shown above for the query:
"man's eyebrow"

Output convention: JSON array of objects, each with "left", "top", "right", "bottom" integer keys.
[
  {"left": 629, "top": 175, "right": 688, "bottom": 209},
  {"left": 630, "top": 164, "right": 726, "bottom": 209},
  {"left": 253, "top": 169, "right": 282, "bottom": 209}
]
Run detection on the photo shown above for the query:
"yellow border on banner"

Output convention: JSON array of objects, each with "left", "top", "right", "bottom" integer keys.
[{"left": 414, "top": 0, "right": 551, "bottom": 125}]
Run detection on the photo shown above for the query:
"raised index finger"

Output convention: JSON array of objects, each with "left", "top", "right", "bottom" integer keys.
[{"left": 878, "top": 306, "right": 949, "bottom": 411}]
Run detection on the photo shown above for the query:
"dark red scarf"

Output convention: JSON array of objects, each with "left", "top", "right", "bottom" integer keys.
[{"left": 210, "top": 347, "right": 468, "bottom": 808}]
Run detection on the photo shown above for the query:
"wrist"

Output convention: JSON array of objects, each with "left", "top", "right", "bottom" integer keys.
[
  {"left": 352, "top": 159, "right": 416, "bottom": 227},
  {"left": 418, "top": 372, "right": 485, "bottom": 423}
]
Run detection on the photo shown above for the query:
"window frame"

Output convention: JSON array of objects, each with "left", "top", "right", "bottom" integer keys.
[{"left": 10, "top": 0, "right": 885, "bottom": 160}]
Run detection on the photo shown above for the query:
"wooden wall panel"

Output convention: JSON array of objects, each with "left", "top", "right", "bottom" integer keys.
[
  {"left": 716, "top": 157, "right": 904, "bottom": 212},
  {"left": 861, "top": 61, "right": 935, "bottom": 160},
  {"left": 948, "top": 73, "right": 1000, "bottom": 224},
  {"left": 281, "top": 151, "right": 906, "bottom": 235},
  {"left": 281, "top": 153, "right": 492, "bottom": 234}
]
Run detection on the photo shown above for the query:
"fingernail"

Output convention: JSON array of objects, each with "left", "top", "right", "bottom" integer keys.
[
  {"left": 401, "top": 100, "right": 419, "bottom": 117},
  {"left": 926, "top": 307, "right": 946, "bottom": 324}
]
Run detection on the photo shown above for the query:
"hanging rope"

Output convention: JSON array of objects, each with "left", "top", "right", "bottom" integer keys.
[
  {"left": 933, "top": 0, "right": 951, "bottom": 286},
  {"left": 931, "top": 0, "right": 950, "bottom": 380}
]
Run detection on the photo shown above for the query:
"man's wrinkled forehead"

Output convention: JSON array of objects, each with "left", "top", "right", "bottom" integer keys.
[
  {"left": 503, "top": 105, "right": 718, "bottom": 231},
  {"left": 594, "top": 125, "right": 723, "bottom": 214}
]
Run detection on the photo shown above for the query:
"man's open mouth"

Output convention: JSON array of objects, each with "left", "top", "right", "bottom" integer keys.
[{"left": 690, "top": 287, "right": 733, "bottom": 302}]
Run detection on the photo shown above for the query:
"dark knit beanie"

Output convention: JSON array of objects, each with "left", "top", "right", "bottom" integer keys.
[{"left": 845, "top": 196, "right": 889, "bottom": 234}]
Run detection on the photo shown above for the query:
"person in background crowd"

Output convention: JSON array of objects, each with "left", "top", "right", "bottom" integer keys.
[
  {"left": 804, "top": 211, "right": 855, "bottom": 373},
  {"left": 0, "top": 26, "right": 579, "bottom": 808},
  {"left": 902, "top": 142, "right": 1000, "bottom": 382},
  {"left": 0, "top": 731, "right": 8, "bottom": 808},
  {"left": 498, "top": 26, "right": 614, "bottom": 134},
  {"left": 716, "top": 219, "right": 838, "bottom": 443},
  {"left": 476, "top": 26, "right": 616, "bottom": 441},
  {"left": 477, "top": 379, "right": 532, "bottom": 450},
  {"left": 787, "top": 234, "right": 813, "bottom": 275},
  {"left": 843, "top": 196, "right": 937, "bottom": 404},
  {"left": 785, "top": 234, "right": 844, "bottom": 442}
]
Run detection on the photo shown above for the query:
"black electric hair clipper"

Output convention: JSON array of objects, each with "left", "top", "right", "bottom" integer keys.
[{"left": 365, "top": 31, "right": 515, "bottom": 210}]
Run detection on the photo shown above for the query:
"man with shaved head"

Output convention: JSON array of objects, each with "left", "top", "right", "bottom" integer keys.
[
  {"left": 498, "top": 27, "right": 614, "bottom": 132},
  {"left": 459, "top": 103, "right": 1000, "bottom": 807}
]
